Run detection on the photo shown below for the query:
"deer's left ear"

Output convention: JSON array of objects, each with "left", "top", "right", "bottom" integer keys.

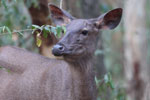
[
  {"left": 48, "top": 3, "right": 75, "bottom": 26},
  {"left": 94, "top": 8, "right": 123, "bottom": 30}
]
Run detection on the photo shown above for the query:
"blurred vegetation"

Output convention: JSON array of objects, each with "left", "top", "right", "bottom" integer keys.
[
  {"left": 146, "top": 0, "right": 150, "bottom": 65},
  {"left": 95, "top": 73, "right": 126, "bottom": 100},
  {"left": 0, "top": 0, "right": 32, "bottom": 49}
]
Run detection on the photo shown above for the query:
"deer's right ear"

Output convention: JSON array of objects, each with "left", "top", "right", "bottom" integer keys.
[
  {"left": 48, "top": 4, "right": 74, "bottom": 26},
  {"left": 94, "top": 8, "right": 123, "bottom": 30}
]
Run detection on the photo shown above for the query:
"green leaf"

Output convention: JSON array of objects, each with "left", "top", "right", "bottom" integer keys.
[
  {"left": 104, "top": 74, "right": 109, "bottom": 83},
  {"left": 95, "top": 76, "right": 101, "bottom": 87},
  {"left": 62, "top": 26, "right": 66, "bottom": 34},
  {"left": 36, "top": 33, "right": 42, "bottom": 47},
  {"left": 104, "top": 73, "right": 115, "bottom": 89},
  {"left": 42, "top": 25, "right": 51, "bottom": 38},
  {"left": 17, "top": 32, "right": 24, "bottom": 36},
  {"left": 5, "top": 27, "right": 12, "bottom": 38},
  {"left": 13, "top": 30, "right": 23, "bottom": 36},
  {"left": 31, "top": 25, "right": 41, "bottom": 30},
  {"left": 51, "top": 26, "right": 57, "bottom": 36},
  {"left": 40, "top": 25, "right": 45, "bottom": 30},
  {"left": 5, "top": 27, "right": 12, "bottom": 34},
  {"left": 109, "top": 81, "right": 115, "bottom": 89},
  {"left": 56, "top": 26, "right": 62, "bottom": 38},
  {"left": 36, "top": 37, "right": 42, "bottom": 47},
  {"left": 44, "top": 25, "right": 51, "bottom": 32},
  {"left": 43, "top": 29, "right": 48, "bottom": 38},
  {"left": 2, "top": 26, "right": 6, "bottom": 32}
]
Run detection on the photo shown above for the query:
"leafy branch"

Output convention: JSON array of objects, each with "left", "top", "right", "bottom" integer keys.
[
  {"left": 95, "top": 73, "right": 126, "bottom": 100},
  {"left": 0, "top": 25, "right": 66, "bottom": 47},
  {"left": 0, "top": 26, "right": 33, "bottom": 36},
  {"left": 31, "top": 24, "right": 66, "bottom": 47},
  {"left": 95, "top": 73, "right": 114, "bottom": 89}
]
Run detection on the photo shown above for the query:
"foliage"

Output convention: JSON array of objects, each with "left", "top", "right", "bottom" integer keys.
[
  {"left": 31, "top": 25, "right": 66, "bottom": 47},
  {"left": 96, "top": 73, "right": 126, "bottom": 100},
  {"left": 0, "top": 0, "right": 31, "bottom": 29},
  {"left": 0, "top": 26, "right": 12, "bottom": 36},
  {"left": 0, "top": 0, "right": 32, "bottom": 47},
  {"left": 0, "top": 25, "right": 66, "bottom": 47}
]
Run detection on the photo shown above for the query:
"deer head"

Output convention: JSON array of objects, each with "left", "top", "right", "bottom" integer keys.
[{"left": 49, "top": 4, "right": 122, "bottom": 61}]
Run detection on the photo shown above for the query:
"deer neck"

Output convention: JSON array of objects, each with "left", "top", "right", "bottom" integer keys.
[{"left": 68, "top": 55, "right": 96, "bottom": 100}]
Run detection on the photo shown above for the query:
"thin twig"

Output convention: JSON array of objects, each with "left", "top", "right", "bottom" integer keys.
[
  {"left": 13, "top": 29, "right": 33, "bottom": 33},
  {"left": 99, "top": 79, "right": 105, "bottom": 87},
  {"left": 0, "top": 29, "right": 34, "bottom": 36},
  {"left": 60, "top": 0, "right": 63, "bottom": 9},
  {"left": 96, "top": 79, "right": 105, "bottom": 89}
]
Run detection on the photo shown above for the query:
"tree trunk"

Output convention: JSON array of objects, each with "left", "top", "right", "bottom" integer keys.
[
  {"left": 80, "top": 0, "right": 100, "bottom": 18},
  {"left": 124, "top": 0, "right": 149, "bottom": 100},
  {"left": 63, "top": 0, "right": 81, "bottom": 17}
]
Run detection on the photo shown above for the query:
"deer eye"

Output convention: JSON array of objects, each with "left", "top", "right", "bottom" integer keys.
[{"left": 81, "top": 30, "right": 88, "bottom": 36}]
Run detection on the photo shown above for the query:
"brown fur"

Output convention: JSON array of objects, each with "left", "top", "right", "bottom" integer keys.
[{"left": 0, "top": 46, "right": 96, "bottom": 100}]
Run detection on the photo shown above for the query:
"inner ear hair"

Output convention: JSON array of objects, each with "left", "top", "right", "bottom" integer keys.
[
  {"left": 94, "top": 8, "right": 123, "bottom": 29},
  {"left": 49, "top": 4, "right": 63, "bottom": 16},
  {"left": 104, "top": 8, "right": 123, "bottom": 29},
  {"left": 93, "top": 18, "right": 105, "bottom": 29},
  {"left": 48, "top": 3, "right": 75, "bottom": 26}
]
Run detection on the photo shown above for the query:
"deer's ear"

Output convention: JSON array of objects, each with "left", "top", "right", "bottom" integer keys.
[
  {"left": 94, "top": 8, "right": 123, "bottom": 30},
  {"left": 48, "top": 4, "right": 75, "bottom": 26}
]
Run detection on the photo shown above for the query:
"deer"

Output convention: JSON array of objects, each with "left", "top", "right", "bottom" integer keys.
[{"left": 0, "top": 4, "right": 122, "bottom": 100}]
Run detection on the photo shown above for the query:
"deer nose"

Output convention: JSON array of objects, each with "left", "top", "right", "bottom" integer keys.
[{"left": 52, "top": 44, "right": 65, "bottom": 56}]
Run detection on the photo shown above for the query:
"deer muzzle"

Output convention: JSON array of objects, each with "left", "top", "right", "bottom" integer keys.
[{"left": 52, "top": 44, "right": 65, "bottom": 56}]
